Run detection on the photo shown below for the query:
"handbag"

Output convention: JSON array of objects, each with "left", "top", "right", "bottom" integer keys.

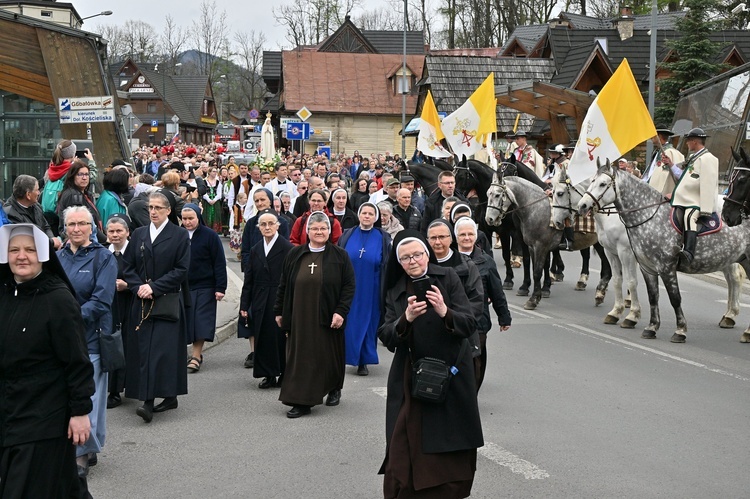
[
  {"left": 150, "top": 292, "right": 180, "bottom": 321},
  {"left": 410, "top": 340, "right": 468, "bottom": 404},
  {"left": 99, "top": 324, "right": 126, "bottom": 373}
]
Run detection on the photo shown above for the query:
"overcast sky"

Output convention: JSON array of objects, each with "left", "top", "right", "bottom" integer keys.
[{"left": 78, "top": 0, "right": 393, "bottom": 51}]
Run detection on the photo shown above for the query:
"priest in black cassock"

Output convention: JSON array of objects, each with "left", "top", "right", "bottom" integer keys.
[
  {"left": 274, "top": 211, "right": 356, "bottom": 418},
  {"left": 241, "top": 210, "right": 293, "bottom": 389},
  {"left": 122, "top": 192, "right": 190, "bottom": 423}
]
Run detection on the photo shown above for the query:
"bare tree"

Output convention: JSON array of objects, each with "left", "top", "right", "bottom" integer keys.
[
  {"left": 161, "top": 15, "right": 189, "bottom": 75},
  {"left": 120, "top": 20, "right": 159, "bottom": 62},
  {"left": 233, "top": 30, "right": 269, "bottom": 111},
  {"left": 96, "top": 24, "right": 128, "bottom": 63},
  {"left": 192, "top": 0, "right": 229, "bottom": 80}
]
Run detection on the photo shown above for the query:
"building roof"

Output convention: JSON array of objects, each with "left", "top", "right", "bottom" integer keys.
[
  {"left": 137, "top": 69, "right": 210, "bottom": 126},
  {"left": 361, "top": 30, "right": 426, "bottom": 54},
  {"left": 281, "top": 51, "right": 424, "bottom": 114},
  {"left": 558, "top": 10, "right": 685, "bottom": 30},
  {"left": 423, "top": 56, "right": 557, "bottom": 132},
  {"left": 430, "top": 47, "right": 502, "bottom": 57},
  {"left": 500, "top": 24, "right": 550, "bottom": 53}
]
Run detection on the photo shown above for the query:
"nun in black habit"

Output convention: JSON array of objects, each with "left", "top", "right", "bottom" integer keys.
[
  {"left": 377, "top": 229, "right": 483, "bottom": 499},
  {"left": 240, "top": 210, "right": 293, "bottom": 389},
  {"left": 122, "top": 191, "right": 190, "bottom": 423}
]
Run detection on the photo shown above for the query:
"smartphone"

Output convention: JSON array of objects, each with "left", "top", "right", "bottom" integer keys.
[
  {"left": 412, "top": 276, "right": 433, "bottom": 307},
  {"left": 75, "top": 149, "right": 87, "bottom": 159}
]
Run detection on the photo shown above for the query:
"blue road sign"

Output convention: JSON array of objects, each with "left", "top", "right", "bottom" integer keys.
[
  {"left": 286, "top": 122, "right": 310, "bottom": 140},
  {"left": 151, "top": 120, "right": 159, "bottom": 127}
]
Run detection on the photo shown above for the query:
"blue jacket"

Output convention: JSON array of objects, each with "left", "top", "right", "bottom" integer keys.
[
  {"left": 0, "top": 208, "right": 8, "bottom": 227},
  {"left": 57, "top": 240, "right": 117, "bottom": 354}
]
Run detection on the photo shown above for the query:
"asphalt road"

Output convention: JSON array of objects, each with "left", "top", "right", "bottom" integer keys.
[{"left": 88, "top": 247, "right": 750, "bottom": 498}]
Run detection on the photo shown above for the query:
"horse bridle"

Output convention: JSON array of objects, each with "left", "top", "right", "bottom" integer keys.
[
  {"left": 724, "top": 166, "right": 750, "bottom": 218},
  {"left": 581, "top": 170, "right": 616, "bottom": 213},
  {"left": 487, "top": 178, "right": 551, "bottom": 219}
]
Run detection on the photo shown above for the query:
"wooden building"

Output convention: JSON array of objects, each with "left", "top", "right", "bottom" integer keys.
[
  {"left": 110, "top": 58, "right": 219, "bottom": 146},
  {"left": 0, "top": 8, "right": 128, "bottom": 199},
  {"left": 262, "top": 17, "right": 426, "bottom": 157}
]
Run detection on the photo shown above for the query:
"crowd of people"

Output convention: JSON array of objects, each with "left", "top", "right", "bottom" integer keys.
[{"left": 1, "top": 126, "right": 709, "bottom": 497}]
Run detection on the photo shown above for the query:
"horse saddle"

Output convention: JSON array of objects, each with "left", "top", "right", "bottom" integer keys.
[{"left": 670, "top": 207, "right": 722, "bottom": 236}]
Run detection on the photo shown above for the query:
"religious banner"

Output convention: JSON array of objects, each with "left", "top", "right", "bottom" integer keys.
[
  {"left": 441, "top": 73, "right": 497, "bottom": 160},
  {"left": 567, "top": 59, "right": 657, "bottom": 185},
  {"left": 417, "top": 90, "right": 452, "bottom": 158}
]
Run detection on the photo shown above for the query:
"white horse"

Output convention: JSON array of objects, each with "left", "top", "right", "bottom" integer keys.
[{"left": 551, "top": 173, "right": 641, "bottom": 328}]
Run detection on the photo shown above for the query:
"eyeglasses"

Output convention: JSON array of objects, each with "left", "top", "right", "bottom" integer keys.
[
  {"left": 258, "top": 222, "right": 278, "bottom": 227},
  {"left": 76, "top": 172, "right": 90, "bottom": 178},
  {"left": 309, "top": 227, "right": 329, "bottom": 233},
  {"left": 428, "top": 235, "right": 451, "bottom": 242},
  {"left": 398, "top": 251, "right": 425, "bottom": 264},
  {"left": 148, "top": 205, "right": 168, "bottom": 211},
  {"left": 66, "top": 221, "right": 91, "bottom": 229}
]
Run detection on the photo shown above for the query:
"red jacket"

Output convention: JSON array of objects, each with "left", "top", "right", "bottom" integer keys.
[{"left": 290, "top": 209, "right": 342, "bottom": 245}]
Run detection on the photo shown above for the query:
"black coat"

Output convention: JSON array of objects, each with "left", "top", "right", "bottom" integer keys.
[
  {"left": 122, "top": 221, "right": 190, "bottom": 400},
  {"left": 378, "top": 264, "right": 483, "bottom": 454},
  {"left": 334, "top": 208, "right": 358, "bottom": 231},
  {"left": 392, "top": 204, "right": 422, "bottom": 231},
  {"left": 274, "top": 242, "right": 356, "bottom": 331},
  {"left": 420, "top": 189, "right": 468, "bottom": 233},
  {"left": 3, "top": 198, "right": 56, "bottom": 240},
  {"left": 469, "top": 246, "right": 512, "bottom": 330},
  {"left": 240, "top": 212, "right": 290, "bottom": 272},
  {"left": 241, "top": 236, "right": 293, "bottom": 338},
  {"left": 0, "top": 268, "right": 94, "bottom": 447},
  {"left": 128, "top": 191, "right": 151, "bottom": 229}
]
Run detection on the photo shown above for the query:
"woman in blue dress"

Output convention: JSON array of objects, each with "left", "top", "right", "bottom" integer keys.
[{"left": 338, "top": 202, "right": 391, "bottom": 375}]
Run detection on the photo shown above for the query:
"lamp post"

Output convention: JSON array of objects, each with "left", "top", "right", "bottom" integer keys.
[
  {"left": 401, "top": 0, "right": 407, "bottom": 159},
  {"left": 80, "top": 10, "right": 112, "bottom": 23},
  {"left": 155, "top": 62, "right": 181, "bottom": 144}
]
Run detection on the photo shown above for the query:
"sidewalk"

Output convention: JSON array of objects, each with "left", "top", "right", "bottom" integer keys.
[{"left": 203, "top": 263, "right": 242, "bottom": 351}]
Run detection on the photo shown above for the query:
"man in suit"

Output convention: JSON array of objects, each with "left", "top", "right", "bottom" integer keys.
[
  {"left": 663, "top": 127, "right": 719, "bottom": 264},
  {"left": 643, "top": 126, "right": 685, "bottom": 196}
]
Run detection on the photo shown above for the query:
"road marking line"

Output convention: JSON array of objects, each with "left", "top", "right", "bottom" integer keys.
[
  {"left": 372, "top": 388, "right": 549, "bottom": 479},
  {"left": 372, "top": 387, "right": 387, "bottom": 399},
  {"left": 479, "top": 442, "right": 550, "bottom": 479},
  {"left": 563, "top": 323, "right": 750, "bottom": 383},
  {"left": 507, "top": 303, "right": 551, "bottom": 320},
  {"left": 715, "top": 299, "right": 750, "bottom": 309},
  {"left": 226, "top": 265, "right": 244, "bottom": 289}
]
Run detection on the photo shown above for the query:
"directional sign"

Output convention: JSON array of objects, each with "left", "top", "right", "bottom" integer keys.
[
  {"left": 286, "top": 122, "right": 311, "bottom": 140},
  {"left": 58, "top": 96, "right": 115, "bottom": 124}
]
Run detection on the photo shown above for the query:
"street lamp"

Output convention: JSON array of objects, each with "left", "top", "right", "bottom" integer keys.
[
  {"left": 80, "top": 10, "right": 112, "bottom": 22},
  {"left": 155, "top": 62, "right": 181, "bottom": 144},
  {"left": 220, "top": 102, "right": 234, "bottom": 124}
]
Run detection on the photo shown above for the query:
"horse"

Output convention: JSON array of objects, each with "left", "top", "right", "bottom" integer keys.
[
  {"left": 485, "top": 173, "right": 601, "bottom": 310},
  {"left": 550, "top": 171, "right": 641, "bottom": 328},
  {"left": 578, "top": 160, "right": 750, "bottom": 343},
  {"left": 453, "top": 158, "right": 532, "bottom": 294},
  {"left": 461, "top": 157, "right": 611, "bottom": 297},
  {"left": 722, "top": 148, "right": 750, "bottom": 227},
  {"left": 407, "top": 159, "right": 449, "bottom": 197}
]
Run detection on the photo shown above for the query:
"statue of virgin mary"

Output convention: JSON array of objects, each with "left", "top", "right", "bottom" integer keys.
[{"left": 260, "top": 112, "right": 276, "bottom": 160}]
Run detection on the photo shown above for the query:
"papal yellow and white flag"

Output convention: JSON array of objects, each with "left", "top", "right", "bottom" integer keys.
[
  {"left": 417, "top": 91, "right": 452, "bottom": 159},
  {"left": 442, "top": 73, "right": 497, "bottom": 159},
  {"left": 567, "top": 59, "right": 657, "bottom": 185}
]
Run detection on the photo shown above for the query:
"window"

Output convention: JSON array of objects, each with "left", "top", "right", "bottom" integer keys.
[
  {"left": 41, "top": 10, "right": 53, "bottom": 17},
  {"left": 147, "top": 103, "right": 156, "bottom": 113}
]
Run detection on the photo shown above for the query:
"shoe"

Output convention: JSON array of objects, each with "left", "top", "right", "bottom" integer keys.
[
  {"left": 259, "top": 377, "right": 278, "bottom": 389},
  {"left": 153, "top": 397, "right": 178, "bottom": 413},
  {"left": 136, "top": 404, "right": 153, "bottom": 423},
  {"left": 187, "top": 356, "right": 202, "bottom": 373},
  {"left": 107, "top": 393, "right": 122, "bottom": 409},
  {"left": 88, "top": 453, "right": 98, "bottom": 467},
  {"left": 558, "top": 240, "right": 572, "bottom": 251},
  {"left": 325, "top": 389, "right": 341, "bottom": 406},
  {"left": 286, "top": 405, "right": 311, "bottom": 418},
  {"left": 244, "top": 352, "right": 255, "bottom": 368},
  {"left": 77, "top": 463, "right": 89, "bottom": 478},
  {"left": 494, "top": 240, "right": 502, "bottom": 249},
  {"left": 680, "top": 230, "right": 697, "bottom": 264},
  {"left": 357, "top": 365, "right": 369, "bottom": 376}
]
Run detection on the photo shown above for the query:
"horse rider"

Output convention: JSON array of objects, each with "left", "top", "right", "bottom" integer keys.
[
  {"left": 541, "top": 145, "right": 575, "bottom": 250},
  {"left": 661, "top": 127, "right": 719, "bottom": 264},
  {"left": 503, "top": 130, "right": 518, "bottom": 159},
  {"left": 642, "top": 126, "right": 685, "bottom": 197},
  {"left": 510, "top": 131, "right": 546, "bottom": 178}
]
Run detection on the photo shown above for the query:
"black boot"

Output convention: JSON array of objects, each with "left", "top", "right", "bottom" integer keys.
[
  {"left": 558, "top": 226, "right": 574, "bottom": 251},
  {"left": 681, "top": 230, "right": 697, "bottom": 264}
]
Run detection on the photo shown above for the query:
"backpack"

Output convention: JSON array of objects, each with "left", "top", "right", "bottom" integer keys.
[{"left": 41, "top": 178, "right": 64, "bottom": 214}]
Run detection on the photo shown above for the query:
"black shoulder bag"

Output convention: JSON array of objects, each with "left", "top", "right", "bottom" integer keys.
[
  {"left": 93, "top": 249, "right": 126, "bottom": 372},
  {"left": 136, "top": 241, "right": 180, "bottom": 330},
  {"left": 410, "top": 340, "right": 468, "bottom": 404}
]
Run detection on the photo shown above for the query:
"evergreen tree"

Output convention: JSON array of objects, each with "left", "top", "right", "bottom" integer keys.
[{"left": 654, "top": 0, "right": 727, "bottom": 125}]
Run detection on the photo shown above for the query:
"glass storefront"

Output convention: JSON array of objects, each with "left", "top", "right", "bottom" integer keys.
[
  {"left": 0, "top": 91, "right": 62, "bottom": 200},
  {"left": 672, "top": 67, "right": 750, "bottom": 178}
]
